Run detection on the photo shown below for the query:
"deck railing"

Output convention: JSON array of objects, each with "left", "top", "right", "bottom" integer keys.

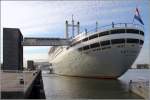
[
  {"left": 72, "top": 23, "right": 144, "bottom": 40},
  {"left": 87, "top": 23, "right": 144, "bottom": 35}
]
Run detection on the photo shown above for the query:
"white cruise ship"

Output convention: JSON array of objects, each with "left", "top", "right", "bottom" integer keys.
[{"left": 48, "top": 20, "right": 144, "bottom": 79}]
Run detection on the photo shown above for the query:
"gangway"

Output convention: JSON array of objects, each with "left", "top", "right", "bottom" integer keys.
[{"left": 23, "top": 37, "right": 71, "bottom": 46}]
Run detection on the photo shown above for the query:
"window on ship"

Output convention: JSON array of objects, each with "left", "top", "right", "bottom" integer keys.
[
  {"left": 82, "top": 37, "right": 88, "bottom": 42},
  {"left": 127, "top": 38, "right": 139, "bottom": 43},
  {"left": 83, "top": 45, "right": 90, "bottom": 50},
  {"left": 90, "top": 42, "right": 100, "bottom": 48},
  {"left": 100, "top": 40, "right": 110, "bottom": 46},
  {"left": 99, "top": 31, "right": 109, "bottom": 37},
  {"left": 89, "top": 34, "right": 98, "bottom": 40},
  {"left": 111, "top": 29, "right": 125, "bottom": 34},
  {"left": 126, "top": 29, "right": 139, "bottom": 34},
  {"left": 111, "top": 39, "right": 125, "bottom": 44},
  {"left": 140, "top": 40, "right": 144, "bottom": 44},
  {"left": 140, "top": 31, "right": 144, "bottom": 36}
]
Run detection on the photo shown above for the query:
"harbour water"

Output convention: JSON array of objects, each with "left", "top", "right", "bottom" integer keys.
[{"left": 42, "top": 69, "right": 149, "bottom": 99}]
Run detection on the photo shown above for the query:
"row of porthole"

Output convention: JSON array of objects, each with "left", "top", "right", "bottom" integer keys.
[
  {"left": 79, "top": 43, "right": 141, "bottom": 53},
  {"left": 81, "top": 48, "right": 138, "bottom": 55},
  {"left": 78, "top": 41, "right": 143, "bottom": 51},
  {"left": 121, "top": 50, "right": 137, "bottom": 54},
  {"left": 116, "top": 44, "right": 140, "bottom": 48},
  {"left": 81, "top": 46, "right": 111, "bottom": 53}
]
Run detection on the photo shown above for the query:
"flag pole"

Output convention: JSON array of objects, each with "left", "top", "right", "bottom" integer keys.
[{"left": 132, "top": 2, "right": 138, "bottom": 24}]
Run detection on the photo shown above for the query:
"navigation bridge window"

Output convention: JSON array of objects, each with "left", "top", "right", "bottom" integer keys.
[
  {"left": 140, "top": 31, "right": 144, "bottom": 35},
  {"left": 127, "top": 39, "right": 139, "bottom": 43},
  {"left": 111, "top": 39, "right": 125, "bottom": 44},
  {"left": 100, "top": 40, "right": 110, "bottom": 46},
  {"left": 126, "top": 29, "right": 139, "bottom": 34},
  {"left": 140, "top": 40, "right": 144, "bottom": 45},
  {"left": 111, "top": 29, "right": 125, "bottom": 34},
  {"left": 99, "top": 31, "right": 109, "bottom": 37},
  {"left": 89, "top": 34, "right": 98, "bottom": 40}
]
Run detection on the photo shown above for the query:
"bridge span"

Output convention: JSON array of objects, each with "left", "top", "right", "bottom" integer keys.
[{"left": 23, "top": 37, "right": 71, "bottom": 46}]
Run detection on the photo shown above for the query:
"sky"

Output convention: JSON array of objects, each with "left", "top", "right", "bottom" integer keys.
[{"left": 1, "top": 0, "right": 150, "bottom": 67}]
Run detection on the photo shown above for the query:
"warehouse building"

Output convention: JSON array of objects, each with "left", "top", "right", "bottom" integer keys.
[
  {"left": 3, "top": 28, "right": 23, "bottom": 70},
  {"left": 27, "top": 60, "right": 35, "bottom": 70}
]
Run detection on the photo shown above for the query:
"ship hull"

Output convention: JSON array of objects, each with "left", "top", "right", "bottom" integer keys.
[{"left": 50, "top": 44, "right": 141, "bottom": 79}]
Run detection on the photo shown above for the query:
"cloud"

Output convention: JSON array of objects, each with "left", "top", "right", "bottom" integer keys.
[
  {"left": 1, "top": 1, "right": 135, "bottom": 36},
  {"left": 24, "top": 47, "right": 50, "bottom": 61},
  {"left": 1, "top": 1, "right": 150, "bottom": 62},
  {"left": 24, "top": 53, "right": 48, "bottom": 61},
  {"left": 24, "top": 46, "right": 49, "bottom": 53}
]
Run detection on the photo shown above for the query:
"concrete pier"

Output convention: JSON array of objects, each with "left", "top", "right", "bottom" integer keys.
[
  {"left": 129, "top": 79, "right": 149, "bottom": 99},
  {"left": 1, "top": 70, "right": 45, "bottom": 99},
  {"left": 119, "top": 69, "right": 150, "bottom": 99}
]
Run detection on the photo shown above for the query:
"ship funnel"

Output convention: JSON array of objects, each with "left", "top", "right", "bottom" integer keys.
[{"left": 72, "top": 15, "right": 74, "bottom": 37}]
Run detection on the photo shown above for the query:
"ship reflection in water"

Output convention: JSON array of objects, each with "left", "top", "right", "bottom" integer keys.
[{"left": 42, "top": 69, "right": 149, "bottom": 99}]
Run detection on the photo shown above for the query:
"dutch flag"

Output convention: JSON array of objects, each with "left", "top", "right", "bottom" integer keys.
[{"left": 134, "top": 7, "right": 144, "bottom": 25}]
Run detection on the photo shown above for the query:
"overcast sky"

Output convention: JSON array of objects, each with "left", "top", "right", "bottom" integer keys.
[{"left": 1, "top": 0, "right": 150, "bottom": 67}]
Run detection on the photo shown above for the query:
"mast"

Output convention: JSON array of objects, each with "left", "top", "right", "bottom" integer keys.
[
  {"left": 77, "top": 21, "right": 80, "bottom": 34},
  {"left": 65, "top": 20, "right": 69, "bottom": 38},
  {"left": 72, "top": 15, "right": 74, "bottom": 37},
  {"left": 65, "top": 15, "right": 80, "bottom": 38},
  {"left": 96, "top": 21, "right": 98, "bottom": 32}
]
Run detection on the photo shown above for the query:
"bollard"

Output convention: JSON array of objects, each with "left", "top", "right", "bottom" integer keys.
[
  {"left": 33, "top": 73, "right": 35, "bottom": 76},
  {"left": 20, "top": 78, "right": 24, "bottom": 84},
  {"left": 129, "top": 80, "right": 132, "bottom": 92}
]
